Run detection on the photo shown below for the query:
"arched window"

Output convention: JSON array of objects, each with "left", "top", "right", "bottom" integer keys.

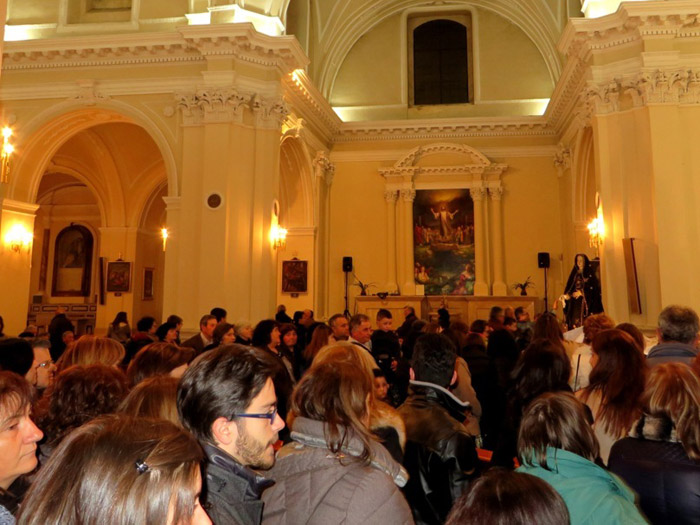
[
  {"left": 412, "top": 19, "right": 470, "bottom": 105},
  {"left": 52, "top": 225, "right": 94, "bottom": 297}
]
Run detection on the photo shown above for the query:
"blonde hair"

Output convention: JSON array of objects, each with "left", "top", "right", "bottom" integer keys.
[
  {"left": 644, "top": 363, "right": 700, "bottom": 460},
  {"left": 56, "top": 335, "right": 125, "bottom": 373},
  {"left": 119, "top": 375, "right": 180, "bottom": 427}
]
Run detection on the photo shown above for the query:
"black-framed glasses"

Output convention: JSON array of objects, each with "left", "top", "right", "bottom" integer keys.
[{"left": 233, "top": 407, "right": 278, "bottom": 424}]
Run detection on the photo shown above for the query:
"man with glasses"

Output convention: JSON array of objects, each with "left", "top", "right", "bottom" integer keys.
[{"left": 177, "top": 344, "right": 285, "bottom": 525}]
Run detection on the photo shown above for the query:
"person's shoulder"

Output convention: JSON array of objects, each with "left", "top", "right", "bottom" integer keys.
[{"left": 343, "top": 467, "right": 413, "bottom": 524}]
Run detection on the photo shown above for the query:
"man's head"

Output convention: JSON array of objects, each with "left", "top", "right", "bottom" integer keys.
[
  {"left": 62, "top": 330, "right": 75, "bottom": 345},
  {"left": 166, "top": 314, "right": 183, "bottom": 332},
  {"left": 0, "top": 371, "right": 44, "bottom": 490},
  {"left": 514, "top": 307, "right": 530, "bottom": 323},
  {"left": 657, "top": 305, "right": 700, "bottom": 345},
  {"left": 328, "top": 314, "right": 349, "bottom": 340},
  {"left": 403, "top": 306, "right": 415, "bottom": 319},
  {"left": 210, "top": 308, "right": 227, "bottom": 324},
  {"left": 489, "top": 306, "right": 504, "bottom": 324},
  {"left": 300, "top": 310, "right": 314, "bottom": 327},
  {"left": 411, "top": 333, "right": 457, "bottom": 388},
  {"left": 136, "top": 316, "right": 157, "bottom": 334},
  {"left": 199, "top": 315, "right": 218, "bottom": 340},
  {"left": 349, "top": 314, "right": 372, "bottom": 344},
  {"left": 177, "top": 345, "right": 284, "bottom": 469},
  {"left": 0, "top": 338, "right": 34, "bottom": 378},
  {"left": 376, "top": 309, "right": 393, "bottom": 332},
  {"left": 27, "top": 340, "right": 55, "bottom": 390}
]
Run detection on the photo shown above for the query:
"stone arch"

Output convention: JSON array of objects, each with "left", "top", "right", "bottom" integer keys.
[
  {"left": 573, "top": 127, "right": 597, "bottom": 224},
  {"left": 279, "top": 135, "right": 315, "bottom": 227},
  {"left": 8, "top": 100, "right": 178, "bottom": 205}
]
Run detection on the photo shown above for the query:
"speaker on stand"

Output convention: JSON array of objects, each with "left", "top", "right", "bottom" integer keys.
[
  {"left": 342, "top": 256, "right": 353, "bottom": 317},
  {"left": 538, "top": 252, "right": 550, "bottom": 312}
]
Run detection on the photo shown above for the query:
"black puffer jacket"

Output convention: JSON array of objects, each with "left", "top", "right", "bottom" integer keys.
[
  {"left": 398, "top": 381, "right": 478, "bottom": 525},
  {"left": 608, "top": 414, "right": 700, "bottom": 525}
]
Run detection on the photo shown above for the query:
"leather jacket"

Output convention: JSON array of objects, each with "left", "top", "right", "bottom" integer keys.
[{"left": 398, "top": 381, "right": 478, "bottom": 525}]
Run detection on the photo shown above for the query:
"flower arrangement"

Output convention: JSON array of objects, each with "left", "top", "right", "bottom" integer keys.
[{"left": 513, "top": 276, "right": 534, "bottom": 296}]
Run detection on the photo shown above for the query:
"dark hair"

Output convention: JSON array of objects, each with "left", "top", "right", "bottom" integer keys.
[
  {"left": 412, "top": 333, "right": 457, "bottom": 387},
  {"left": 514, "top": 306, "right": 526, "bottom": 319},
  {"left": 0, "top": 338, "right": 34, "bottom": 376},
  {"left": 489, "top": 306, "right": 504, "bottom": 322},
  {"left": 304, "top": 324, "right": 332, "bottom": 364},
  {"left": 469, "top": 320, "right": 487, "bottom": 334},
  {"left": 119, "top": 376, "right": 180, "bottom": 426},
  {"left": 210, "top": 307, "right": 227, "bottom": 323},
  {"left": 177, "top": 345, "right": 276, "bottom": 442},
  {"left": 376, "top": 308, "right": 392, "bottom": 321},
  {"left": 111, "top": 311, "right": 128, "bottom": 329},
  {"left": 199, "top": 314, "right": 216, "bottom": 328},
  {"left": 0, "top": 370, "right": 34, "bottom": 420},
  {"left": 292, "top": 359, "right": 374, "bottom": 464},
  {"left": 278, "top": 323, "right": 297, "bottom": 342},
  {"left": 252, "top": 319, "right": 279, "bottom": 349},
  {"left": 532, "top": 313, "right": 564, "bottom": 347},
  {"left": 518, "top": 392, "right": 599, "bottom": 468},
  {"left": 18, "top": 415, "right": 203, "bottom": 525},
  {"left": 615, "top": 322, "right": 645, "bottom": 352},
  {"left": 509, "top": 340, "right": 571, "bottom": 413},
  {"left": 166, "top": 314, "right": 183, "bottom": 326},
  {"left": 126, "top": 343, "right": 194, "bottom": 387},
  {"left": 0, "top": 315, "right": 4, "bottom": 337},
  {"left": 328, "top": 314, "right": 347, "bottom": 328},
  {"left": 581, "top": 329, "right": 647, "bottom": 438},
  {"left": 37, "top": 364, "right": 129, "bottom": 447},
  {"left": 446, "top": 468, "right": 570, "bottom": 525},
  {"left": 155, "top": 322, "right": 177, "bottom": 342},
  {"left": 372, "top": 368, "right": 386, "bottom": 379},
  {"left": 504, "top": 317, "right": 517, "bottom": 328},
  {"left": 212, "top": 322, "right": 235, "bottom": 346},
  {"left": 449, "top": 321, "right": 470, "bottom": 349},
  {"left": 136, "top": 316, "right": 156, "bottom": 333},
  {"left": 349, "top": 314, "right": 370, "bottom": 335}
]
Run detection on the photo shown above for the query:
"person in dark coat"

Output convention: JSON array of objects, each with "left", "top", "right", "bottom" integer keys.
[
  {"left": 48, "top": 307, "right": 75, "bottom": 361},
  {"left": 397, "top": 306, "right": 418, "bottom": 340},
  {"left": 562, "top": 253, "right": 603, "bottom": 330}
]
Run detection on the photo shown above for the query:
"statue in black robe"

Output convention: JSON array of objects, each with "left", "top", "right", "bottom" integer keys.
[{"left": 563, "top": 254, "right": 603, "bottom": 329}]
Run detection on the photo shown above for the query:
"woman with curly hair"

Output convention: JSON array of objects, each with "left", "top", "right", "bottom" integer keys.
[
  {"left": 18, "top": 415, "right": 210, "bottom": 525},
  {"left": 36, "top": 364, "right": 129, "bottom": 459}
]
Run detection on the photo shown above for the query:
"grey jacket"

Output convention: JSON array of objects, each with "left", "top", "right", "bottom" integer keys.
[
  {"left": 261, "top": 417, "right": 414, "bottom": 525},
  {"left": 646, "top": 341, "right": 698, "bottom": 366}
]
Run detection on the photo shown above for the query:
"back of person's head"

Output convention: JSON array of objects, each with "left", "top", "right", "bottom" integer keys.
[
  {"left": 446, "top": 468, "right": 570, "bottom": 525},
  {"left": 489, "top": 306, "right": 504, "bottom": 322},
  {"left": 136, "top": 316, "right": 156, "bottom": 333},
  {"left": 126, "top": 343, "right": 194, "bottom": 387},
  {"left": 292, "top": 357, "right": 374, "bottom": 463},
  {"left": 0, "top": 338, "right": 34, "bottom": 376},
  {"left": 18, "top": 415, "right": 205, "bottom": 525},
  {"left": 155, "top": 322, "right": 177, "bottom": 342},
  {"left": 504, "top": 317, "right": 517, "bottom": 329},
  {"left": 615, "top": 322, "right": 645, "bottom": 352},
  {"left": 177, "top": 344, "right": 276, "bottom": 442},
  {"left": 56, "top": 335, "right": 125, "bottom": 373},
  {"left": 112, "top": 311, "right": 128, "bottom": 327},
  {"left": 119, "top": 375, "right": 180, "bottom": 426},
  {"left": 166, "top": 314, "right": 183, "bottom": 326},
  {"left": 464, "top": 332, "right": 486, "bottom": 350},
  {"left": 349, "top": 313, "right": 370, "bottom": 334},
  {"left": 210, "top": 307, "right": 227, "bottom": 323},
  {"left": 582, "top": 313, "right": 616, "bottom": 344},
  {"left": 376, "top": 308, "right": 392, "bottom": 322},
  {"left": 657, "top": 305, "right": 699, "bottom": 344},
  {"left": 38, "top": 364, "right": 129, "bottom": 446},
  {"left": 449, "top": 321, "right": 470, "bottom": 349},
  {"left": 532, "top": 313, "right": 564, "bottom": 344},
  {"left": 314, "top": 342, "right": 378, "bottom": 384},
  {"left": 469, "top": 319, "right": 487, "bottom": 334},
  {"left": 251, "top": 319, "right": 279, "bottom": 348},
  {"left": 304, "top": 323, "right": 332, "bottom": 363},
  {"left": 584, "top": 329, "right": 647, "bottom": 437},
  {"left": 487, "top": 328, "right": 519, "bottom": 359},
  {"left": 518, "top": 391, "right": 599, "bottom": 468},
  {"left": 511, "top": 340, "right": 571, "bottom": 408},
  {"left": 412, "top": 333, "right": 456, "bottom": 387},
  {"left": 643, "top": 362, "right": 700, "bottom": 460}
]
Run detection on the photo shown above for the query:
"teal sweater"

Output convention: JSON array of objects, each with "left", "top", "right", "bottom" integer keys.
[{"left": 517, "top": 448, "right": 648, "bottom": 524}]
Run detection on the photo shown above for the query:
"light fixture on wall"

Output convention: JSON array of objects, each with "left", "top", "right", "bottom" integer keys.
[
  {"left": 587, "top": 216, "right": 605, "bottom": 251},
  {"left": 161, "top": 227, "right": 169, "bottom": 251},
  {"left": 5, "top": 223, "right": 33, "bottom": 253},
  {"left": 1, "top": 127, "right": 14, "bottom": 184},
  {"left": 270, "top": 223, "right": 287, "bottom": 250}
]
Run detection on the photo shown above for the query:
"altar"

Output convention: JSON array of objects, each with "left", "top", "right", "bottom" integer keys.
[{"left": 355, "top": 295, "right": 540, "bottom": 328}]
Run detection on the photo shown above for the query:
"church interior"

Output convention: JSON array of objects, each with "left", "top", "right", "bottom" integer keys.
[{"left": 1, "top": 0, "right": 699, "bottom": 337}]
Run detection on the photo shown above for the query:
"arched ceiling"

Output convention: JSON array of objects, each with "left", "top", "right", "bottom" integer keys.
[{"left": 288, "top": 0, "right": 579, "bottom": 98}]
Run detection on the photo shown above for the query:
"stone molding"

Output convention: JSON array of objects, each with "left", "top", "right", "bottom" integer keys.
[
  {"left": 312, "top": 151, "right": 335, "bottom": 187},
  {"left": 554, "top": 145, "right": 571, "bottom": 176},
  {"left": 469, "top": 187, "right": 488, "bottom": 201}
]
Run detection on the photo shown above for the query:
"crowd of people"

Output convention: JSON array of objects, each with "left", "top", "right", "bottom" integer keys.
[{"left": 0, "top": 301, "right": 699, "bottom": 524}]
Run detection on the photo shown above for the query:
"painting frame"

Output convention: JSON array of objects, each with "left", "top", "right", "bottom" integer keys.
[
  {"left": 282, "top": 259, "right": 308, "bottom": 293},
  {"left": 51, "top": 224, "right": 94, "bottom": 297},
  {"left": 142, "top": 267, "right": 155, "bottom": 301},
  {"left": 106, "top": 261, "right": 132, "bottom": 293}
]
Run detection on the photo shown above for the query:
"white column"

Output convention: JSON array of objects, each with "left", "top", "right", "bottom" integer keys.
[
  {"left": 400, "top": 188, "right": 416, "bottom": 295},
  {"left": 384, "top": 190, "right": 398, "bottom": 293},
  {"left": 470, "top": 187, "right": 489, "bottom": 296},
  {"left": 161, "top": 196, "right": 181, "bottom": 318},
  {"left": 489, "top": 187, "right": 507, "bottom": 295}
]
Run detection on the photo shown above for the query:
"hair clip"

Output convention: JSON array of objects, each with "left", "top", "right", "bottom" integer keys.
[{"left": 135, "top": 459, "right": 150, "bottom": 475}]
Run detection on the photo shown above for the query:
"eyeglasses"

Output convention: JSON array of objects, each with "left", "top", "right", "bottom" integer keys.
[
  {"left": 36, "top": 359, "right": 54, "bottom": 369},
  {"left": 233, "top": 407, "right": 278, "bottom": 424}
]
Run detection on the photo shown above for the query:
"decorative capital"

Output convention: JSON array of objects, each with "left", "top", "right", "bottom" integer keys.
[
  {"left": 251, "top": 94, "right": 290, "bottom": 129},
  {"left": 488, "top": 187, "right": 504, "bottom": 200},
  {"left": 469, "top": 187, "right": 487, "bottom": 202},
  {"left": 554, "top": 146, "right": 571, "bottom": 176},
  {"left": 400, "top": 188, "right": 416, "bottom": 202},
  {"left": 71, "top": 79, "right": 109, "bottom": 106},
  {"left": 175, "top": 87, "right": 251, "bottom": 125},
  {"left": 313, "top": 151, "right": 335, "bottom": 187},
  {"left": 384, "top": 190, "right": 398, "bottom": 204}
]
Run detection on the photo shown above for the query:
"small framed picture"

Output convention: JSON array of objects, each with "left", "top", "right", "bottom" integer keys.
[
  {"left": 106, "top": 261, "right": 132, "bottom": 293},
  {"left": 143, "top": 267, "right": 154, "bottom": 300},
  {"left": 282, "top": 260, "right": 308, "bottom": 293}
]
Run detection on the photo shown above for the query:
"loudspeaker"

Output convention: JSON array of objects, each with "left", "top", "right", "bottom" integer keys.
[
  {"left": 342, "top": 256, "right": 353, "bottom": 273},
  {"left": 537, "top": 252, "right": 550, "bottom": 269}
]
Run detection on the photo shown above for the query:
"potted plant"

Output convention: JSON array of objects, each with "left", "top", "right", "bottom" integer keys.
[
  {"left": 353, "top": 274, "right": 376, "bottom": 296},
  {"left": 513, "top": 276, "right": 534, "bottom": 296}
]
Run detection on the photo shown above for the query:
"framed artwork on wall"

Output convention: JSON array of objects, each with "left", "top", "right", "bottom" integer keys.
[
  {"left": 106, "top": 261, "right": 132, "bottom": 293},
  {"left": 282, "top": 259, "right": 308, "bottom": 293},
  {"left": 51, "top": 224, "right": 94, "bottom": 297},
  {"left": 142, "top": 268, "right": 154, "bottom": 300}
]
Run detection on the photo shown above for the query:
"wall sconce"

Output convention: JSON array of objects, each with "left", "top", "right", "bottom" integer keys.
[
  {"left": 161, "top": 227, "right": 169, "bottom": 251},
  {"left": 587, "top": 216, "right": 605, "bottom": 251},
  {"left": 1, "top": 127, "right": 14, "bottom": 184},
  {"left": 270, "top": 223, "right": 287, "bottom": 249},
  {"left": 5, "top": 223, "right": 33, "bottom": 253}
]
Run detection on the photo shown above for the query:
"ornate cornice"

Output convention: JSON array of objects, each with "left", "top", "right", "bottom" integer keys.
[
  {"left": 283, "top": 69, "right": 341, "bottom": 142},
  {"left": 175, "top": 87, "right": 287, "bottom": 127}
]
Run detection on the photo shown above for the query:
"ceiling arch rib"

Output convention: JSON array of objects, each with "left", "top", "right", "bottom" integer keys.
[{"left": 313, "top": 0, "right": 564, "bottom": 100}]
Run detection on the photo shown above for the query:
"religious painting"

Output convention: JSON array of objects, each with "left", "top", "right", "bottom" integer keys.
[
  {"left": 51, "top": 225, "right": 93, "bottom": 297},
  {"left": 106, "top": 261, "right": 132, "bottom": 293},
  {"left": 413, "top": 189, "right": 475, "bottom": 295},
  {"left": 142, "top": 268, "right": 154, "bottom": 301},
  {"left": 282, "top": 259, "right": 308, "bottom": 293}
]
